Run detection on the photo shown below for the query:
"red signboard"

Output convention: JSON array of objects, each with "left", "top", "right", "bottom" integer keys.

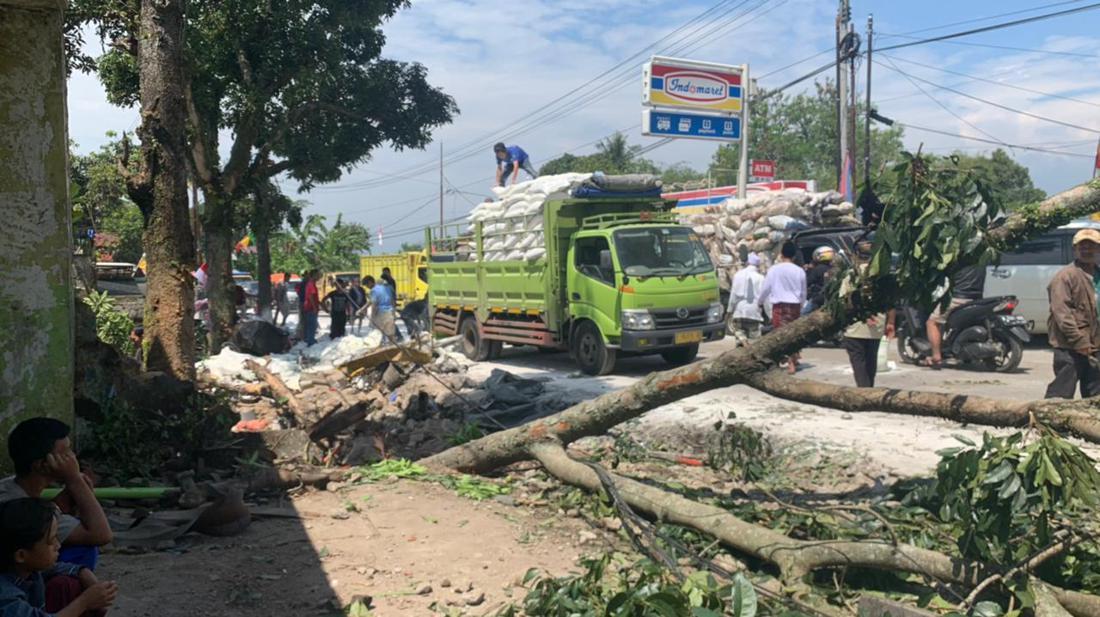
[{"left": 750, "top": 160, "right": 775, "bottom": 179}]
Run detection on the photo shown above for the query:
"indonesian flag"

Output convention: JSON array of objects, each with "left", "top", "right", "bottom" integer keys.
[{"left": 192, "top": 263, "right": 209, "bottom": 287}]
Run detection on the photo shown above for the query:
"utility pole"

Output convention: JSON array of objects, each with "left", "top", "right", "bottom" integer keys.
[
  {"left": 737, "top": 65, "right": 751, "bottom": 199},
  {"left": 835, "top": 0, "right": 851, "bottom": 192},
  {"left": 864, "top": 14, "right": 873, "bottom": 187},
  {"left": 847, "top": 20, "right": 858, "bottom": 193},
  {"left": 438, "top": 141, "right": 444, "bottom": 229}
]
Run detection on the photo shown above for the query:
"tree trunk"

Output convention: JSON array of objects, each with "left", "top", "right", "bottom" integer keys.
[
  {"left": 203, "top": 197, "right": 236, "bottom": 349},
  {"left": 134, "top": 0, "right": 196, "bottom": 380},
  {"left": 528, "top": 441, "right": 1100, "bottom": 617},
  {"left": 743, "top": 371, "right": 1100, "bottom": 444},
  {"left": 256, "top": 226, "right": 272, "bottom": 321}
]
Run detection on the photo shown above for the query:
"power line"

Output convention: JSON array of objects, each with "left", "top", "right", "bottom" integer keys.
[
  {"left": 877, "top": 54, "right": 1100, "bottom": 110},
  {"left": 896, "top": 121, "right": 1096, "bottom": 158},
  {"left": 884, "top": 0, "right": 1090, "bottom": 37},
  {"left": 875, "top": 2, "right": 1100, "bottom": 53},
  {"left": 758, "top": 47, "right": 833, "bottom": 80},
  {"left": 875, "top": 61, "right": 1100, "bottom": 135},
  {"left": 880, "top": 56, "right": 1011, "bottom": 149},
  {"left": 875, "top": 34, "right": 1099, "bottom": 59}
]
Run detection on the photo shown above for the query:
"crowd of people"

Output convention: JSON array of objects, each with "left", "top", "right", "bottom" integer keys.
[
  {"left": 726, "top": 228, "right": 1100, "bottom": 400},
  {"left": 273, "top": 268, "right": 401, "bottom": 346}
]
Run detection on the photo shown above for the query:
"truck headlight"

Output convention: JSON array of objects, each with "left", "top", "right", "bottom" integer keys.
[
  {"left": 706, "top": 303, "right": 723, "bottom": 324},
  {"left": 621, "top": 310, "right": 655, "bottom": 330}
]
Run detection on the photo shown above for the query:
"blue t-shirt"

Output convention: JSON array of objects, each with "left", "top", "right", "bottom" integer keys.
[
  {"left": 370, "top": 284, "right": 395, "bottom": 313},
  {"left": 497, "top": 145, "right": 528, "bottom": 168}
]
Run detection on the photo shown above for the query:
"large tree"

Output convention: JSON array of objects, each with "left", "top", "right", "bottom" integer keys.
[
  {"left": 76, "top": 0, "right": 457, "bottom": 348},
  {"left": 70, "top": 138, "right": 144, "bottom": 263},
  {"left": 710, "top": 81, "right": 905, "bottom": 190},
  {"left": 954, "top": 148, "right": 1047, "bottom": 209},
  {"left": 70, "top": 0, "right": 197, "bottom": 379},
  {"left": 539, "top": 132, "right": 698, "bottom": 179}
]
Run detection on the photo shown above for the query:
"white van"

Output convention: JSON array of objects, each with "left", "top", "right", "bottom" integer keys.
[{"left": 984, "top": 220, "right": 1100, "bottom": 335}]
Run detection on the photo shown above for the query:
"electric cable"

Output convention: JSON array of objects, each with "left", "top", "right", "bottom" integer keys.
[{"left": 892, "top": 120, "right": 1096, "bottom": 157}]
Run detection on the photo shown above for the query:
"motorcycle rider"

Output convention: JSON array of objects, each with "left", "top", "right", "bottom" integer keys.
[
  {"left": 925, "top": 264, "right": 987, "bottom": 369},
  {"left": 802, "top": 246, "right": 835, "bottom": 315},
  {"left": 1044, "top": 229, "right": 1100, "bottom": 398}
]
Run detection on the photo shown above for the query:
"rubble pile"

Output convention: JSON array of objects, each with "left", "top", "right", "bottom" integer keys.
[
  {"left": 197, "top": 332, "right": 573, "bottom": 468},
  {"left": 682, "top": 189, "right": 859, "bottom": 289}
]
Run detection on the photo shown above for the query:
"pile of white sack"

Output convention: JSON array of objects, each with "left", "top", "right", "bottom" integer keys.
[
  {"left": 682, "top": 189, "right": 861, "bottom": 290},
  {"left": 464, "top": 173, "right": 592, "bottom": 262}
]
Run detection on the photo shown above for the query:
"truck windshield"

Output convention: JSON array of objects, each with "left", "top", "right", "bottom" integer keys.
[{"left": 613, "top": 227, "right": 713, "bottom": 277}]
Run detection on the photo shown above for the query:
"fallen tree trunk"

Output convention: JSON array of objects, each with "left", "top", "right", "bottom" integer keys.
[
  {"left": 528, "top": 440, "right": 1100, "bottom": 617},
  {"left": 744, "top": 371, "right": 1100, "bottom": 444}
]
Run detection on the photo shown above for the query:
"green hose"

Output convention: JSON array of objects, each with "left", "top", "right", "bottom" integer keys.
[{"left": 40, "top": 487, "right": 173, "bottom": 500}]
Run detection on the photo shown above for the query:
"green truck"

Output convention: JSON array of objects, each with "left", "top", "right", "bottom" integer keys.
[{"left": 426, "top": 192, "right": 724, "bottom": 375}]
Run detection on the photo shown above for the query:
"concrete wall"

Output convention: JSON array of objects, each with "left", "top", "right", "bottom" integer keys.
[{"left": 0, "top": 0, "right": 74, "bottom": 450}]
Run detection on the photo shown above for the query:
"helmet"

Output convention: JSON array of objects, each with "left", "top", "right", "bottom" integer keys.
[{"left": 812, "top": 246, "right": 835, "bottom": 263}]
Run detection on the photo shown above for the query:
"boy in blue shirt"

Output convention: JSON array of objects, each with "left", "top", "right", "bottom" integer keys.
[
  {"left": 493, "top": 142, "right": 538, "bottom": 187},
  {"left": 0, "top": 498, "right": 117, "bottom": 616}
]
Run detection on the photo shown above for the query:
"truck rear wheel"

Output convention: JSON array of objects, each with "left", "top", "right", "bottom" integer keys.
[
  {"left": 460, "top": 317, "right": 492, "bottom": 362},
  {"left": 661, "top": 344, "right": 699, "bottom": 366},
  {"left": 572, "top": 321, "right": 616, "bottom": 376}
]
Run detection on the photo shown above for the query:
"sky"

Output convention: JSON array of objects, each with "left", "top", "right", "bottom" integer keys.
[{"left": 66, "top": 0, "right": 1100, "bottom": 248}]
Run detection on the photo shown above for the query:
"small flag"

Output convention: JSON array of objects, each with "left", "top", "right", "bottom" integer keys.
[
  {"left": 234, "top": 233, "right": 256, "bottom": 254},
  {"left": 839, "top": 153, "right": 855, "bottom": 203},
  {"left": 193, "top": 263, "right": 209, "bottom": 287},
  {"left": 1093, "top": 137, "right": 1100, "bottom": 178},
  {"left": 378, "top": 228, "right": 384, "bottom": 249},
  {"left": 137, "top": 253, "right": 147, "bottom": 274}
]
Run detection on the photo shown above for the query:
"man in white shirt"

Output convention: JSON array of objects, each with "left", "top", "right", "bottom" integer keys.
[
  {"left": 727, "top": 253, "right": 766, "bottom": 344},
  {"left": 759, "top": 242, "right": 807, "bottom": 373}
]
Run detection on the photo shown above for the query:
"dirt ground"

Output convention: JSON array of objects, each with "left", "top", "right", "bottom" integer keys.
[
  {"left": 100, "top": 478, "right": 595, "bottom": 616},
  {"left": 100, "top": 337, "right": 1095, "bottom": 615}
]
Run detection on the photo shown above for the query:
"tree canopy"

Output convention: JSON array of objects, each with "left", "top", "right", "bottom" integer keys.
[
  {"left": 70, "top": 137, "right": 145, "bottom": 263},
  {"left": 250, "top": 214, "right": 372, "bottom": 275},
  {"left": 539, "top": 132, "right": 703, "bottom": 185},
  {"left": 951, "top": 148, "right": 1046, "bottom": 209},
  {"left": 711, "top": 81, "right": 905, "bottom": 189}
]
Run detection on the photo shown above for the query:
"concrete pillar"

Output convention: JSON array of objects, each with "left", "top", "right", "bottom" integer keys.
[{"left": 0, "top": 0, "right": 74, "bottom": 446}]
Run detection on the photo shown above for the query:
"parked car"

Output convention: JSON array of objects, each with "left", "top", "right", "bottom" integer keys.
[{"left": 984, "top": 220, "right": 1100, "bottom": 335}]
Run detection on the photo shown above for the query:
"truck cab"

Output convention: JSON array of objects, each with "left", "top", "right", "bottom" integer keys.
[{"left": 567, "top": 218, "right": 724, "bottom": 374}]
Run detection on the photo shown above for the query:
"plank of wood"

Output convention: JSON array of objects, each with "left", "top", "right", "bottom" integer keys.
[
  {"left": 244, "top": 359, "right": 315, "bottom": 426},
  {"left": 337, "top": 345, "right": 432, "bottom": 375}
]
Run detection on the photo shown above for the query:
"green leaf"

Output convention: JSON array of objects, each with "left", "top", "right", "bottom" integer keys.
[
  {"left": 730, "top": 574, "right": 757, "bottom": 617},
  {"left": 953, "top": 434, "right": 977, "bottom": 447},
  {"left": 692, "top": 609, "right": 723, "bottom": 617},
  {"left": 973, "top": 600, "right": 1004, "bottom": 617},
  {"left": 984, "top": 460, "right": 1014, "bottom": 485},
  {"left": 997, "top": 473, "right": 1022, "bottom": 501}
]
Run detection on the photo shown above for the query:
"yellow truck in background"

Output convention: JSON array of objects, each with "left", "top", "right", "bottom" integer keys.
[{"left": 359, "top": 251, "right": 429, "bottom": 308}]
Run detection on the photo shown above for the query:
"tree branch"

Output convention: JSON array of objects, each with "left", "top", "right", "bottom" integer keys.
[{"left": 183, "top": 80, "right": 215, "bottom": 187}]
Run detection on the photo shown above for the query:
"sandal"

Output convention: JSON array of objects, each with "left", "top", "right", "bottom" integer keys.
[{"left": 922, "top": 358, "right": 942, "bottom": 370}]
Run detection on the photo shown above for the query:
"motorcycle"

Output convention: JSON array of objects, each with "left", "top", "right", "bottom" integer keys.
[{"left": 896, "top": 296, "right": 1030, "bottom": 372}]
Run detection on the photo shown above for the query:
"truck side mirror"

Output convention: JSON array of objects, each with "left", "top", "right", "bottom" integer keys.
[{"left": 599, "top": 249, "right": 613, "bottom": 272}]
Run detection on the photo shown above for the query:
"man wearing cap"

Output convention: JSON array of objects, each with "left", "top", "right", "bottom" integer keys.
[
  {"left": 727, "top": 253, "right": 766, "bottom": 344},
  {"left": 494, "top": 143, "right": 538, "bottom": 187},
  {"left": 1045, "top": 228, "right": 1100, "bottom": 398}
]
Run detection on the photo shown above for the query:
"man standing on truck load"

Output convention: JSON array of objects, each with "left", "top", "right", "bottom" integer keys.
[
  {"left": 925, "top": 264, "right": 987, "bottom": 369},
  {"left": 759, "top": 242, "right": 807, "bottom": 374},
  {"left": 1044, "top": 229, "right": 1100, "bottom": 398},
  {"left": 494, "top": 142, "right": 538, "bottom": 187},
  {"left": 727, "top": 253, "right": 765, "bottom": 343}
]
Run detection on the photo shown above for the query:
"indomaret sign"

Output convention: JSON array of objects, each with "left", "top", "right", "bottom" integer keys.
[{"left": 643, "top": 56, "right": 743, "bottom": 115}]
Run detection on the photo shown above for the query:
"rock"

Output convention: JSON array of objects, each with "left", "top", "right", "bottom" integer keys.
[
  {"left": 602, "top": 517, "right": 623, "bottom": 531},
  {"left": 464, "top": 592, "right": 486, "bottom": 606},
  {"left": 416, "top": 583, "right": 433, "bottom": 595},
  {"left": 578, "top": 530, "right": 599, "bottom": 544},
  {"left": 440, "top": 578, "right": 452, "bottom": 588}
]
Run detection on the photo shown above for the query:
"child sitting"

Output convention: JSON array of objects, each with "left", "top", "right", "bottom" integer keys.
[{"left": 0, "top": 498, "right": 117, "bottom": 616}]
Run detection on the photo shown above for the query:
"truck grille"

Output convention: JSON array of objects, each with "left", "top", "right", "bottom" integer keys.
[{"left": 651, "top": 306, "right": 708, "bottom": 328}]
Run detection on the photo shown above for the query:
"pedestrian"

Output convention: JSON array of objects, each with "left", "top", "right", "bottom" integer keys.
[
  {"left": 295, "top": 270, "right": 308, "bottom": 340},
  {"left": 301, "top": 269, "right": 321, "bottom": 346},
  {"left": 323, "top": 278, "right": 351, "bottom": 339},
  {"left": 802, "top": 246, "right": 835, "bottom": 315},
  {"left": 0, "top": 499, "right": 119, "bottom": 617},
  {"left": 1044, "top": 229, "right": 1100, "bottom": 399},
  {"left": 727, "top": 253, "right": 765, "bottom": 344},
  {"left": 925, "top": 264, "right": 986, "bottom": 369},
  {"left": 380, "top": 268, "right": 402, "bottom": 341},
  {"left": 347, "top": 276, "right": 367, "bottom": 334},
  {"left": 759, "top": 242, "right": 807, "bottom": 374},
  {"left": 841, "top": 240, "right": 896, "bottom": 387},
  {"left": 493, "top": 142, "right": 538, "bottom": 187},
  {"left": 129, "top": 325, "right": 144, "bottom": 365},
  {"left": 273, "top": 272, "right": 291, "bottom": 327},
  {"left": 0, "top": 418, "right": 113, "bottom": 572},
  {"left": 361, "top": 275, "right": 398, "bottom": 344}
]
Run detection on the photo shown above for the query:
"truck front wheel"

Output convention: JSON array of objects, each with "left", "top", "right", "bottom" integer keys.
[
  {"left": 661, "top": 344, "right": 699, "bottom": 366},
  {"left": 460, "top": 317, "right": 493, "bottom": 362},
  {"left": 572, "top": 322, "right": 617, "bottom": 376}
]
